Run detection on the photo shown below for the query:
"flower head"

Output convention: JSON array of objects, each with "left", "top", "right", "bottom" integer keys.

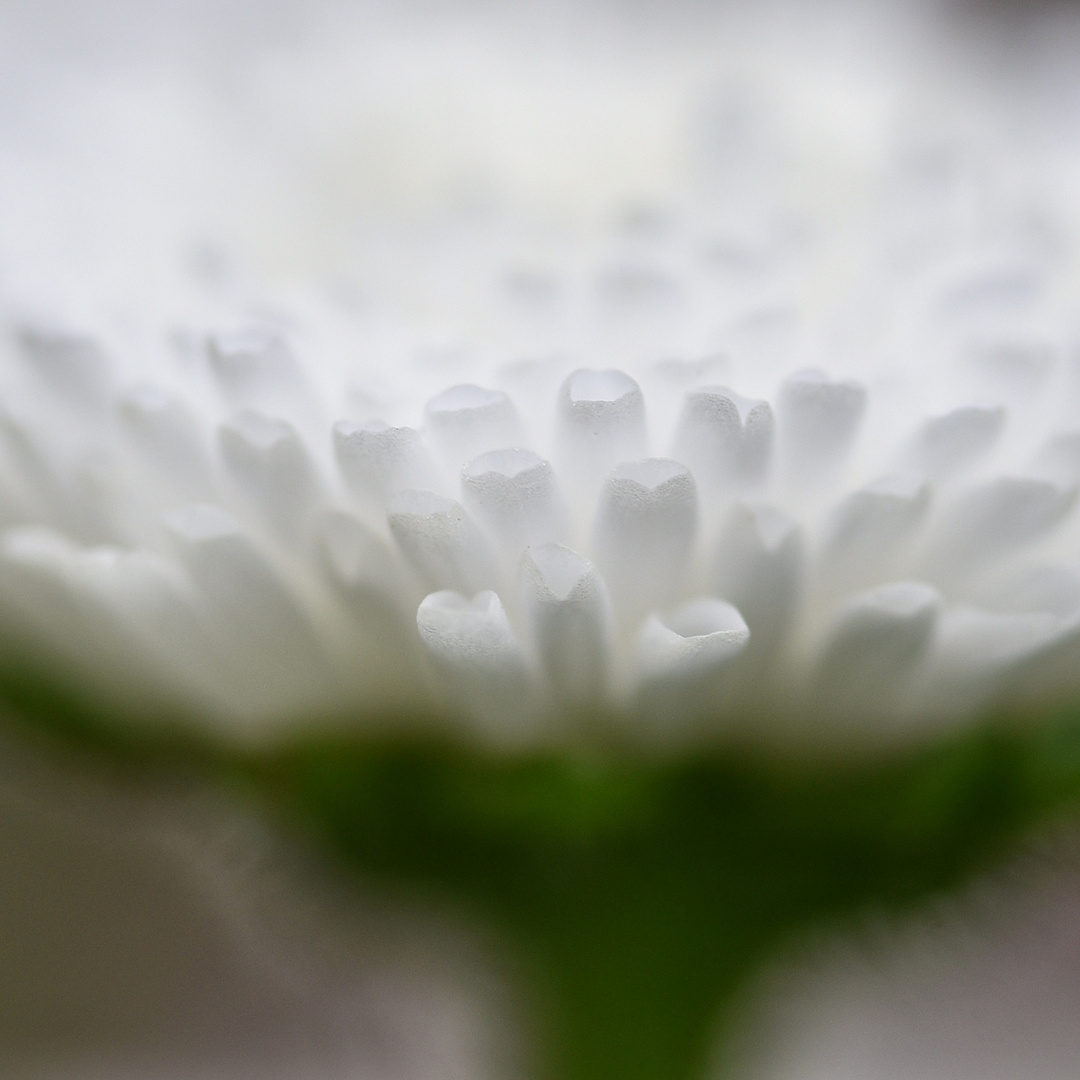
[
  {"left": 3, "top": 2, "right": 1080, "bottom": 761},
  {"left": 10, "top": 8, "right": 1080, "bottom": 1080}
]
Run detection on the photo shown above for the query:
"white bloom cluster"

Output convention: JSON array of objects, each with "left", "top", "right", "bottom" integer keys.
[{"left": 3, "top": 1, "right": 1080, "bottom": 753}]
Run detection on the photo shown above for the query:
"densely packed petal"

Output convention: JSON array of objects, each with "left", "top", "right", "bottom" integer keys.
[{"left": 3, "top": 0, "right": 1080, "bottom": 755}]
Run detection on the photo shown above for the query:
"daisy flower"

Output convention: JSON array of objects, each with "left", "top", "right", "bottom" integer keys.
[{"left": 4, "top": 1, "right": 1080, "bottom": 1078}]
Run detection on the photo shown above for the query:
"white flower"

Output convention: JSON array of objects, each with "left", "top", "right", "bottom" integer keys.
[
  {"left": 8, "top": 6, "right": 1080, "bottom": 1080},
  {"left": 3, "top": 1, "right": 1080, "bottom": 756}
]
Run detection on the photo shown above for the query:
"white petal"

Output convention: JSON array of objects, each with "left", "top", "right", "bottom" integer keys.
[
  {"left": 556, "top": 369, "right": 648, "bottom": 496},
  {"left": 425, "top": 384, "right": 524, "bottom": 469},
  {"left": 635, "top": 598, "right": 749, "bottom": 680},
  {"left": 631, "top": 599, "right": 749, "bottom": 744},
  {"left": 219, "top": 411, "right": 321, "bottom": 538},
  {"left": 416, "top": 590, "right": 535, "bottom": 743},
  {"left": 671, "top": 384, "right": 774, "bottom": 491},
  {"left": 164, "top": 504, "right": 336, "bottom": 726},
  {"left": 592, "top": 458, "right": 697, "bottom": 614},
  {"left": 713, "top": 502, "right": 804, "bottom": 660},
  {"left": 461, "top": 447, "right": 567, "bottom": 558},
  {"left": 905, "top": 405, "right": 1005, "bottom": 480},
  {"left": 334, "top": 419, "right": 440, "bottom": 508},
  {"left": 118, "top": 385, "right": 216, "bottom": 499},
  {"left": 518, "top": 543, "right": 612, "bottom": 710},
  {"left": 916, "top": 604, "right": 1067, "bottom": 725},
  {"left": 811, "top": 582, "right": 940, "bottom": 728},
  {"left": 925, "top": 477, "right": 1077, "bottom": 576},
  {"left": 777, "top": 369, "right": 866, "bottom": 483},
  {"left": 207, "top": 330, "right": 318, "bottom": 425},
  {"left": 387, "top": 490, "right": 499, "bottom": 595},
  {"left": 818, "top": 475, "right": 931, "bottom": 591}
]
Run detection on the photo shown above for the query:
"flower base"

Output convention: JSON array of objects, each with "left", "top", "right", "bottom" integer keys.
[
  {"left": 238, "top": 725, "right": 1080, "bottom": 1080},
  {"left": 5, "top": 657, "right": 1080, "bottom": 1080}
]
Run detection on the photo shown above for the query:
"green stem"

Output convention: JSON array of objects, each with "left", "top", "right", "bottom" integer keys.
[
  {"left": 7, "top": 661, "right": 1080, "bottom": 1080},
  {"left": 505, "top": 844, "right": 763, "bottom": 1080},
  {"left": 240, "top": 726, "right": 1080, "bottom": 1080}
]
